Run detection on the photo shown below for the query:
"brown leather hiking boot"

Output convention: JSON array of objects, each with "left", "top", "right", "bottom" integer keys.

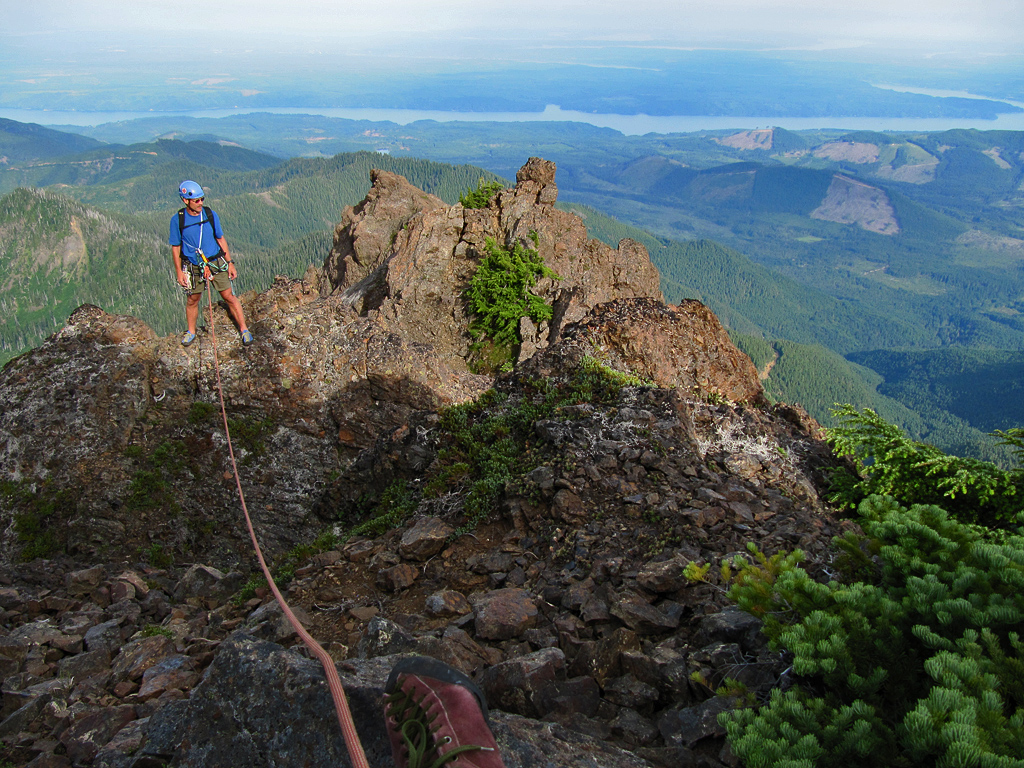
[{"left": 384, "top": 657, "right": 507, "bottom": 768}]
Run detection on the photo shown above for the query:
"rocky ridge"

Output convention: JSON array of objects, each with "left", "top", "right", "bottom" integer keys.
[{"left": 0, "top": 159, "right": 848, "bottom": 767}]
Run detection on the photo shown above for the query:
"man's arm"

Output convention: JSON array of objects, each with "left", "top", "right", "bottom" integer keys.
[
  {"left": 216, "top": 235, "right": 236, "bottom": 279},
  {"left": 171, "top": 245, "right": 188, "bottom": 287}
]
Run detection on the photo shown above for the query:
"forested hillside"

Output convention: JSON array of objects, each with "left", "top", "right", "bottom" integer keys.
[
  {"left": 0, "top": 117, "right": 105, "bottom": 162},
  {"left": 850, "top": 348, "right": 1024, "bottom": 434},
  {"left": 0, "top": 189, "right": 178, "bottom": 356},
  {"left": 0, "top": 138, "right": 282, "bottom": 198}
]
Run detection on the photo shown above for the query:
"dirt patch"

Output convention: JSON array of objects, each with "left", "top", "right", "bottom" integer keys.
[
  {"left": 874, "top": 161, "right": 938, "bottom": 184},
  {"left": 758, "top": 350, "right": 778, "bottom": 381},
  {"left": 983, "top": 148, "right": 1013, "bottom": 170},
  {"left": 61, "top": 218, "right": 88, "bottom": 272},
  {"left": 255, "top": 189, "right": 287, "bottom": 209},
  {"left": 812, "top": 141, "right": 880, "bottom": 164},
  {"left": 716, "top": 129, "right": 773, "bottom": 151},
  {"left": 957, "top": 229, "right": 1024, "bottom": 255},
  {"left": 810, "top": 175, "right": 898, "bottom": 235}
]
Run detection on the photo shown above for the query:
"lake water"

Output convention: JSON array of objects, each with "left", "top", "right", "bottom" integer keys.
[{"left": 3, "top": 102, "right": 1024, "bottom": 136}]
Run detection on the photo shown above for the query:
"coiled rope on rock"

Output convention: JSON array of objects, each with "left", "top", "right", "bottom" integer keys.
[{"left": 199, "top": 277, "right": 370, "bottom": 768}]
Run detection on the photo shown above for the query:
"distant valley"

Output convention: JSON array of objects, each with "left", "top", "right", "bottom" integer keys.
[{"left": 2, "top": 115, "right": 1023, "bottom": 463}]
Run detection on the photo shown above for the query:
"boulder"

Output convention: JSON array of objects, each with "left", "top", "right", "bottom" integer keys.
[
  {"left": 111, "top": 635, "right": 177, "bottom": 682},
  {"left": 424, "top": 589, "right": 473, "bottom": 618},
  {"left": 478, "top": 648, "right": 566, "bottom": 718},
  {"left": 60, "top": 705, "right": 137, "bottom": 765},
  {"left": 174, "top": 564, "right": 228, "bottom": 601},
  {"left": 398, "top": 517, "right": 453, "bottom": 561},
  {"left": 84, "top": 619, "right": 124, "bottom": 655},
  {"left": 167, "top": 633, "right": 655, "bottom": 768},
  {"left": 471, "top": 589, "right": 538, "bottom": 641}
]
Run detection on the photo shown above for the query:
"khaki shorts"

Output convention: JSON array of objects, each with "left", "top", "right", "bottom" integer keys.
[{"left": 186, "top": 257, "right": 232, "bottom": 296}]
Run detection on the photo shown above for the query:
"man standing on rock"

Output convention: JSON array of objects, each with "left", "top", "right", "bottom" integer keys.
[{"left": 169, "top": 180, "right": 253, "bottom": 347}]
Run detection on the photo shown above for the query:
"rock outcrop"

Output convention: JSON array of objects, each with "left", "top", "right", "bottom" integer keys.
[
  {"left": 325, "top": 157, "right": 663, "bottom": 361},
  {"left": 539, "top": 297, "right": 765, "bottom": 406},
  {"left": 0, "top": 158, "right": 846, "bottom": 768}
]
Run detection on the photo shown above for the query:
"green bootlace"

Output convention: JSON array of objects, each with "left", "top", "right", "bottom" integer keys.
[{"left": 385, "top": 684, "right": 489, "bottom": 768}]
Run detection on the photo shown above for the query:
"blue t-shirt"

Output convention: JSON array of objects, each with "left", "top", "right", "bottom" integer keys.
[{"left": 169, "top": 208, "right": 224, "bottom": 266}]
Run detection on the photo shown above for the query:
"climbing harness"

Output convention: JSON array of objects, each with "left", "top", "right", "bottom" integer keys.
[
  {"left": 178, "top": 205, "right": 229, "bottom": 293},
  {"left": 198, "top": 278, "right": 370, "bottom": 768}
]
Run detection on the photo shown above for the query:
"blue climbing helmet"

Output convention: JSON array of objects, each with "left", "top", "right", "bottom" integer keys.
[{"left": 178, "top": 180, "right": 205, "bottom": 200}]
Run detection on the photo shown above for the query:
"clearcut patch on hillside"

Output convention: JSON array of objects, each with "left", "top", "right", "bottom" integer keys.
[
  {"left": 812, "top": 141, "right": 880, "bottom": 163},
  {"left": 983, "top": 147, "right": 1013, "bottom": 170},
  {"left": 873, "top": 142, "right": 939, "bottom": 184},
  {"left": 716, "top": 129, "right": 773, "bottom": 150},
  {"left": 954, "top": 229, "right": 1024, "bottom": 269},
  {"left": 810, "top": 174, "right": 898, "bottom": 235}
]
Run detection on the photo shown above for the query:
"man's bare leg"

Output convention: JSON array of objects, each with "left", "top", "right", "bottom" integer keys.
[
  {"left": 219, "top": 288, "right": 248, "bottom": 333},
  {"left": 186, "top": 293, "right": 202, "bottom": 334}
]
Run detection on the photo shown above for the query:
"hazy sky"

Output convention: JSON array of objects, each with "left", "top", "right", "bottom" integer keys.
[{"left": 8, "top": 0, "right": 1024, "bottom": 57}]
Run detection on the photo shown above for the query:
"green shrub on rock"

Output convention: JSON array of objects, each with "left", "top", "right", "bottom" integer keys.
[
  {"left": 459, "top": 178, "right": 505, "bottom": 209},
  {"left": 464, "top": 234, "right": 559, "bottom": 373},
  {"left": 722, "top": 495, "right": 1024, "bottom": 768},
  {"left": 827, "top": 405, "right": 1024, "bottom": 528},
  {"left": 466, "top": 235, "right": 558, "bottom": 344}
]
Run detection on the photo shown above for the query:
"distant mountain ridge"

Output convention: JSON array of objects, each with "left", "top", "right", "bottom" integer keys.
[
  {"left": 0, "top": 137, "right": 282, "bottom": 200},
  {"left": 0, "top": 117, "right": 105, "bottom": 163}
]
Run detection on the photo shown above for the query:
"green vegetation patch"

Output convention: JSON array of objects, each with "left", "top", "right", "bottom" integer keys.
[
  {"left": 828, "top": 405, "right": 1024, "bottom": 528},
  {"left": 145, "top": 542, "right": 174, "bottom": 568},
  {"left": 351, "top": 480, "right": 420, "bottom": 538},
  {"left": 708, "top": 408, "right": 1024, "bottom": 765},
  {"left": 124, "top": 439, "right": 191, "bottom": 512},
  {"left": 226, "top": 415, "right": 276, "bottom": 460},
  {"left": 459, "top": 178, "right": 505, "bottom": 209},
  {"left": 188, "top": 401, "right": 217, "bottom": 424},
  {"left": 139, "top": 624, "right": 174, "bottom": 640},
  {"left": 0, "top": 479, "right": 76, "bottom": 561},
  {"left": 718, "top": 496, "right": 1024, "bottom": 768},
  {"left": 347, "top": 357, "right": 649, "bottom": 537},
  {"left": 465, "top": 233, "right": 559, "bottom": 373},
  {"left": 232, "top": 528, "right": 341, "bottom": 605}
]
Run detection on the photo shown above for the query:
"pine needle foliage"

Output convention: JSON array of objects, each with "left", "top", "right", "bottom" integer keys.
[
  {"left": 827, "top": 405, "right": 1024, "bottom": 528},
  {"left": 721, "top": 495, "right": 1024, "bottom": 768},
  {"left": 464, "top": 234, "right": 558, "bottom": 369},
  {"left": 458, "top": 178, "right": 505, "bottom": 209}
]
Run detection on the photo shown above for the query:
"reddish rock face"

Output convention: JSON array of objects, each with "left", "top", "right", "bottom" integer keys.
[
  {"left": 556, "top": 297, "right": 766, "bottom": 406},
  {"left": 323, "top": 157, "right": 664, "bottom": 363}
]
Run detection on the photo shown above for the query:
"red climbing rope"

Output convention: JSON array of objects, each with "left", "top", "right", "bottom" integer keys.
[{"left": 200, "top": 278, "right": 370, "bottom": 768}]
